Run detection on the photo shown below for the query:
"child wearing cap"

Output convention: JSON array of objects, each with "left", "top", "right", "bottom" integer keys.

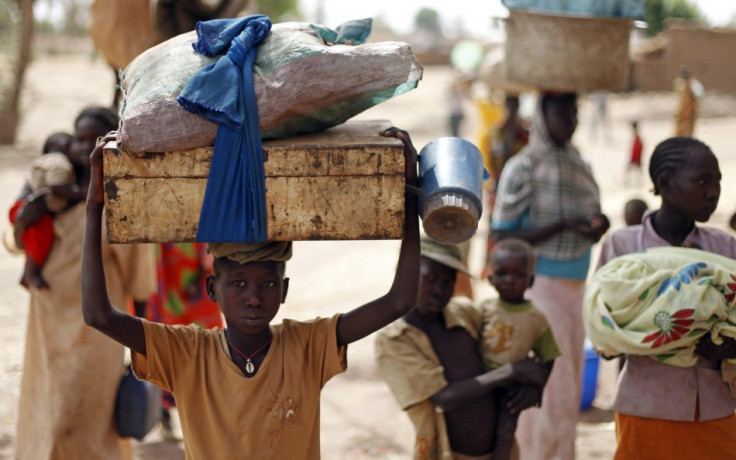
[
  {"left": 375, "top": 237, "right": 551, "bottom": 460},
  {"left": 478, "top": 238, "right": 560, "bottom": 460},
  {"left": 81, "top": 128, "right": 422, "bottom": 459}
]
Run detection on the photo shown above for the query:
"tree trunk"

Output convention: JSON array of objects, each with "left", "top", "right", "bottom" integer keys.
[{"left": 0, "top": 0, "right": 34, "bottom": 144}]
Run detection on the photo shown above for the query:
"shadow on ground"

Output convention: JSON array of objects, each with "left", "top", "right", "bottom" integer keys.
[
  {"left": 133, "top": 429, "right": 185, "bottom": 460},
  {"left": 579, "top": 406, "right": 615, "bottom": 424}
]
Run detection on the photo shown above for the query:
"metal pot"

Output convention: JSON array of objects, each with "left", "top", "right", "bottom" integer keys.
[{"left": 418, "top": 137, "right": 488, "bottom": 244}]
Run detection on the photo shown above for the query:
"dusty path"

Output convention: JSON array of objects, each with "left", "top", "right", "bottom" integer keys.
[{"left": 1, "top": 44, "right": 736, "bottom": 459}]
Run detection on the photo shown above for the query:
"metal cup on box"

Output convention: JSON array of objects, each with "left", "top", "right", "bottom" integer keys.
[{"left": 417, "top": 137, "right": 488, "bottom": 245}]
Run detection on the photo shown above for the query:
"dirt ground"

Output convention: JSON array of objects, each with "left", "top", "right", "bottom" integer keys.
[{"left": 1, "top": 40, "right": 736, "bottom": 460}]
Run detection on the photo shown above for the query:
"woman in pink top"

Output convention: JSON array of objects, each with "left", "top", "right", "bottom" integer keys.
[{"left": 597, "top": 137, "right": 736, "bottom": 460}]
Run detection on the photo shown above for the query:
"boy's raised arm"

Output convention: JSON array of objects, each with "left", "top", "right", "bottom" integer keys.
[
  {"left": 336, "top": 128, "right": 420, "bottom": 346},
  {"left": 81, "top": 133, "right": 147, "bottom": 355}
]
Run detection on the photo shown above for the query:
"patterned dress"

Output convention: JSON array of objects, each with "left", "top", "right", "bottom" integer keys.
[{"left": 146, "top": 243, "right": 223, "bottom": 329}]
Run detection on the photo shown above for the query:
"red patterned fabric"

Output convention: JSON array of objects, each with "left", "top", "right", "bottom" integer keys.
[{"left": 146, "top": 243, "right": 223, "bottom": 329}]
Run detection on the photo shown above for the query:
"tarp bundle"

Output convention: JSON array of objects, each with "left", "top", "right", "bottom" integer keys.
[
  {"left": 583, "top": 246, "right": 736, "bottom": 367},
  {"left": 118, "top": 18, "right": 423, "bottom": 153}
]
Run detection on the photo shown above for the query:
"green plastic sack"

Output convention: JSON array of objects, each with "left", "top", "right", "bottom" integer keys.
[{"left": 119, "top": 19, "right": 423, "bottom": 152}]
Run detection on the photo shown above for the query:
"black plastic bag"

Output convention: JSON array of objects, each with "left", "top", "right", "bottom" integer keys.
[{"left": 114, "top": 365, "right": 162, "bottom": 440}]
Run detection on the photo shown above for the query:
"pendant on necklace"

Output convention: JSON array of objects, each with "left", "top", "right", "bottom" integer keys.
[{"left": 224, "top": 330, "right": 272, "bottom": 376}]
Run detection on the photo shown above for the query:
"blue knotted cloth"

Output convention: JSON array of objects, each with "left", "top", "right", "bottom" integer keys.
[{"left": 178, "top": 15, "right": 272, "bottom": 242}]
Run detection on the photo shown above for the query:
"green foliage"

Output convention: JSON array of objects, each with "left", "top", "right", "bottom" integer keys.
[
  {"left": 645, "top": 0, "right": 703, "bottom": 36},
  {"left": 34, "top": 19, "right": 57, "bottom": 33},
  {"left": 0, "top": 1, "right": 18, "bottom": 59},
  {"left": 256, "top": 0, "right": 299, "bottom": 22},
  {"left": 0, "top": 0, "right": 19, "bottom": 32},
  {"left": 668, "top": 0, "right": 701, "bottom": 19},
  {"left": 414, "top": 7, "right": 441, "bottom": 33},
  {"left": 645, "top": 0, "right": 665, "bottom": 35}
]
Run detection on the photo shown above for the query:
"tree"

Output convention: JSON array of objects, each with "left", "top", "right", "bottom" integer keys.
[
  {"left": 644, "top": 0, "right": 702, "bottom": 36},
  {"left": 414, "top": 7, "right": 441, "bottom": 34},
  {"left": 0, "top": 0, "right": 33, "bottom": 144}
]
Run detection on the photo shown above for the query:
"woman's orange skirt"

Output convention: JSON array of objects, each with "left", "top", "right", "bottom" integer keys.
[{"left": 614, "top": 412, "right": 736, "bottom": 460}]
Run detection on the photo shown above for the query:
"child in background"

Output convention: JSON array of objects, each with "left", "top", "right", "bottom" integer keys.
[
  {"left": 482, "top": 94, "right": 530, "bottom": 280},
  {"left": 375, "top": 237, "right": 550, "bottom": 460},
  {"left": 82, "top": 127, "right": 422, "bottom": 459},
  {"left": 624, "top": 121, "right": 643, "bottom": 185},
  {"left": 479, "top": 238, "right": 560, "bottom": 460},
  {"left": 9, "top": 131, "right": 82, "bottom": 289},
  {"left": 623, "top": 198, "right": 648, "bottom": 227},
  {"left": 447, "top": 76, "right": 470, "bottom": 137},
  {"left": 42, "top": 131, "right": 73, "bottom": 157},
  {"left": 628, "top": 121, "right": 643, "bottom": 169}
]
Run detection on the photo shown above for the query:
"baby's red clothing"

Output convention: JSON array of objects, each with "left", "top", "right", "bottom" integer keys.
[{"left": 9, "top": 200, "right": 55, "bottom": 266}]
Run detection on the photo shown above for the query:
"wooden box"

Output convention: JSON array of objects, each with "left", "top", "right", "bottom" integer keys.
[{"left": 103, "top": 120, "right": 405, "bottom": 243}]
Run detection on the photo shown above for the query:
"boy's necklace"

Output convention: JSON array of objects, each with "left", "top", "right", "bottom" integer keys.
[{"left": 225, "top": 332, "right": 272, "bottom": 375}]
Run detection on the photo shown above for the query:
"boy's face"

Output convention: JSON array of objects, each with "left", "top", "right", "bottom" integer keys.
[
  {"left": 206, "top": 258, "right": 288, "bottom": 334},
  {"left": 415, "top": 258, "right": 456, "bottom": 317},
  {"left": 487, "top": 251, "right": 532, "bottom": 304}
]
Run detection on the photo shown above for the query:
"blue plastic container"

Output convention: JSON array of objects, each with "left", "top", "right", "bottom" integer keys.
[{"left": 580, "top": 339, "right": 600, "bottom": 410}]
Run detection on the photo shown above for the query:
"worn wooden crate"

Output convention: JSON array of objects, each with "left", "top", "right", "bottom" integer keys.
[{"left": 103, "top": 120, "right": 405, "bottom": 243}]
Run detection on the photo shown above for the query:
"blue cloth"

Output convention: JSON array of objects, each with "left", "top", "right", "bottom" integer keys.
[
  {"left": 536, "top": 250, "right": 591, "bottom": 281},
  {"left": 178, "top": 15, "right": 272, "bottom": 242}
]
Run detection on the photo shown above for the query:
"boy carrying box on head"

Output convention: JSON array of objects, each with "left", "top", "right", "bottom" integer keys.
[
  {"left": 82, "top": 127, "right": 421, "bottom": 459},
  {"left": 375, "top": 237, "right": 552, "bottom": 460}
]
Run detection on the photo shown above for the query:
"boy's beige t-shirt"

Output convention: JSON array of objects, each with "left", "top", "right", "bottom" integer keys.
[
  {"left": 132, "top": 315, "right": 346, "bottom": 460},
  {"left": 477, "top": 298, "right": 561, "bottom": 370}
]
